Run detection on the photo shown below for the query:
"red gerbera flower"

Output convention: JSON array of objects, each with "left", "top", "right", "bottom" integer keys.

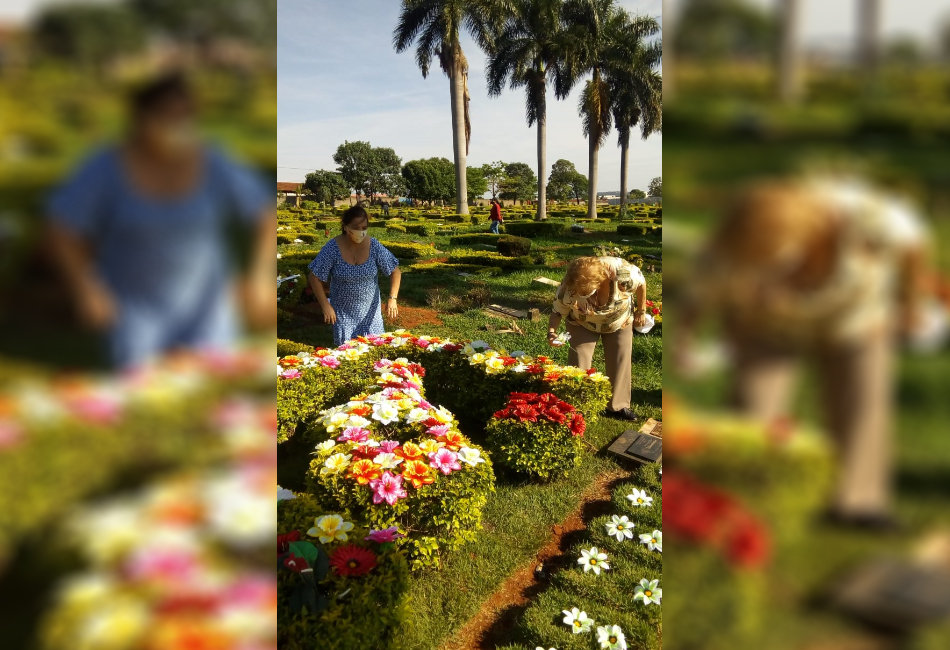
[
  {"left": 568, "top": 412, "right": 586, "bottom": 437},
  {"left": 329, "top": 545, "right": 377, "bottom": 577},
  {"left": 283, "top": 554, "right": 310, "bottom": 573},
  {"left": 277, "top": 530, "right": 301, "bottom": 554}
]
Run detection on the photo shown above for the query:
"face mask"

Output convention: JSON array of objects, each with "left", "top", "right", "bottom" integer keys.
[
  {"left": 153, "top": 122, "right": 199, "bottom": 155},
  {"left": 347, "top": 228, "right": 367, "bottom": 244}
]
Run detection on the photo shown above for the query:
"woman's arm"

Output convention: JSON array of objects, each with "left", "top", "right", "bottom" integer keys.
[
  {"left": 386, "top": 267, "right": 402, "bottom": 319},
  {"left": 547, "top": 311, "right": 563, "bottom": 345},
  {"left": 242, "top": 208, "right": 278, "bottom": 329},
  {"left": 309, "top": 271, "right": 336, "bottom": 324},
  {"left": 47, "top": 223, "right": 116, "bottom": 329},
  {"left": 633, "top": 282, "right": 647, "bottom": 328}
]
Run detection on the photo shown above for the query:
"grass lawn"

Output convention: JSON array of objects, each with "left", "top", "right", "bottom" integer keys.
[{"left": 277, "top": 207, "right": 663, "bottom": 648}]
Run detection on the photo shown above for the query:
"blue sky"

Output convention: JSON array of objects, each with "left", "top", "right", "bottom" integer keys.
[{"left": 277, "top": 0, "right": 664, "bottom": 195}]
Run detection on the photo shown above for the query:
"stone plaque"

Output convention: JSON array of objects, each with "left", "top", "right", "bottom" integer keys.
[{"left": 608, "top": 420, "right": 662, "bottom": 465}]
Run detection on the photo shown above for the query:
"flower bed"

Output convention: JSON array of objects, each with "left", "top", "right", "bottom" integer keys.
[
  {"left": 485, "top": 392, "right": 587, "bottom": 479},
  {"left": 277, "top": 492, "right": 412, "bottom": 650},
  {"left": 500, "top": 465, "right": 663, "bottom": 650},
  {"left": 276, "top": 331, "right": 612, "bottom": 446}
]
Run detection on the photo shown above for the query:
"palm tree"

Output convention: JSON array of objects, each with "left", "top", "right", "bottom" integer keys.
[
  {"left": 607, "top": 13, "right": 661, "bottom": 216},
  {"left": 562, "top": 0, "right": 628, "bottom": 220},
  {"left": 394, "top": 0, "right": 503, "bottom": 215},
  {"left": 775, "top": 0, "right": 802, "bottom": 103},
  {"left": 487, "top": 0, "right": 571, "bottom": 221}
]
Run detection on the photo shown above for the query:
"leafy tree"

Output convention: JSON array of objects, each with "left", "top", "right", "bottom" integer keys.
[
  {"left": 130, "top": 0, "right": 276, "bottom": 47},
  {"left": 607, "top": 12, "right": 661, "bottom": 213},
  {"left": 466, "top": 166, "right": 489, "bottom": 203},
  {"left": 648, "top": 176, "right": 662, "bottom": 197},
  {"left": 500, "top": 162, "right": 538, "bottom": 203},
  {"left": 628, "top": 188, "right": 646, "bottom": 199},
  {"left": 548, "top": 159, "right": 578, "bottom": 202},
  {"left": 33, "top": 3, "right": 145, "bottom": 71},
  {"left": 480, "top": 161, "right": 508, "bottom": 200},
  {"left": 487, "top": 0, "right": 572, "bottom": 220},
  {"left": 568, "top": 170, "right": 589, "bottom": 204},
  {"left": 365, "top": 147, "right": 404, "bottom": 201},
  {"left": 674, "top": 0, "right": 775, "bottom": 62},
  {"left": 303, "top": 170, "right": 350, "bottom": 208},
  {"left": 394, "top": 0, "right": 505, "bottom": 215},
  {"left": 333, "top": 141, "right": 374, "bottom": 202},
  {"left": 401, "top": 158, "right": 456, "bottom": 205}
]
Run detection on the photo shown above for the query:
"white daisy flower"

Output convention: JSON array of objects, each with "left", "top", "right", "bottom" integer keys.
[
  {"left": 605, "top": 515, "right": 635, "bottom": 542},
  {"left": 639, "top": 530, "right": 662, "bottom": 552},
  {"left": 562, "top": 607, "right": 594, "bottom": 634},
  {"left": 578, "top": 547, "right": 610, "bottom": 575},
  {"left": 626, "top": 488, "right": 653, "bottom": 507}
]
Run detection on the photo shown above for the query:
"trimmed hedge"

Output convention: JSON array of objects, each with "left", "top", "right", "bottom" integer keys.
[
  {"left": 279, "top": 338, "right": 315, "bottom": 357},
  {"left": 379, "top": 241, "right": 438, "bottom": 260},
  {"left": 503, "top": 221, "right": 569, "bottom": 238},
  {"left": 448, "top": 233, "right": 502, "bottom": 247},
  {"left": 447, "top": 249, "right": 532, "bottom": 269},
  {"left": 616, "top": 224, "right": 648, "bottom": 236},
  {"left": 496, "top": 235, "right": 532, "bottom": 257},
  {"left": 386, "top": 223, "right": 407, "bottom": 234},
  {"left": 405, "top": 222, "right": 436, "bottom": 237},
  {"left": 278, "top": 232, "right": 298, "bottom": 245}
]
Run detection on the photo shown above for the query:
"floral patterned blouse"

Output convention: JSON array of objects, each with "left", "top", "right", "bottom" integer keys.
[{"left": 552, "top": 257, "right": 645, "bottom": 334}]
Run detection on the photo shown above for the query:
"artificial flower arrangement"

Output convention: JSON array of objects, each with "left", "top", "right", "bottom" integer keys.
[
  {"left": 645, "top": 299, "right": 662, "bottom": 324},
  {"left": 516, "top": 466, "right": 663, "bottom": 650},
  {"left": 276, "top": 331, "right": 612, "bottom": 445},
  {"left": 484, "top": 392, "right": 588, "bottom": 479},
  {"left": 305, "top": 358, "right": 495, "bottom": 569},
  {"left": 40, "top": 397, "right": 279, "bottom": 650},
  {"left": 0, "top": 343, "right": 275, "bottom": 559},
  {"left": 277, "top": 492, "right": 412, "bottom": 650}
]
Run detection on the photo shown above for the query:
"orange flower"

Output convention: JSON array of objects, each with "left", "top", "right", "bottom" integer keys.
[
  {"left": 347, "top": 459, "right": 382, "bottom": 485},
  {"left": 350, "top": 404, "right": 372, "bottom": 418},
  {"left": 279, "top": 356, "right": 302, "bottom": 367},
  {"left": 543, "top": 370, "right": 563, "bottom": 382},
  {"left": 438, "top": 430, "right": 467, "bottom": 451},
  {"left": 395, "top": 441, "right": 425, "bottom": 462},
  {"left": 402, "top": 460, "right": 435, "bottom": 489}
]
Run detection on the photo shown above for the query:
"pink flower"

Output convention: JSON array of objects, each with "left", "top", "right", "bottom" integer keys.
[
  {"left": 0, "top": 421, "right": 23, "bottom": 449},
  {"left": 337, "top": 427, "right": 371, "bottom": 443},
  {"left": 418, "top": 399, "right": 434, "bottom": 411},
  {"left": 369, "top": 471, "right": 407, "bottom": 506},
  {"left": 377, "top": 440, "right": 401, "bottom": 454},
  {"left": 365, "top": 526, "right": 405, "bottom": 543},
  {"left": 125, "top": 548, "right": 198, "bottom": 581},
  {"left": 428, "top": 448, "right": 461, "bottom": 475},
  {"left": 427, "top": 424, "right": 450, "bottom": 437},
  {"left": 70, "top": 395, "right": 123, "bottom": 425},
  {"left": 280, "top": 368, "right": 302, "bottom": 380},
  {"left": 320, "top": 356, "right": 340, "bottom": 369},
  {"left": 374, "top": 359, "right": 393, "bottom": 370},
  {"left": 380, "top": 387, "right": 402, "bottom": 399}
]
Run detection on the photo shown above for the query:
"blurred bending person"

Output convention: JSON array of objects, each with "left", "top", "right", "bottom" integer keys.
[
  {"left": 677, "top": 175, "right": 929, "bottom": 529},
  {"left": 46, "top": 72, "right": 276, "bottom": 369}
]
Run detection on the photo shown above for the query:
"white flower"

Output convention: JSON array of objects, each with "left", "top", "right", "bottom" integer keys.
[
  {"left": 405, "top": 408, "right": 429, "bottom": 424},
  {"left": 471, "top": 340, "right": 490, "bottom": 350},
  {"left": 511, "top": 363, "right": 529, "bottom": 373},
  {"left": 433, "top": 406, "right": 454, "bottom": 423},
  {"left": 535, "top": 647, "right": 557, "bottom": 650},
  {"left": 605, "top": 515, "right": 635, "bottom": 542},
  {"left": 390, "top": 337, "right": 408, "bottom": 347},
  {"left": 578, "top": 547, "right": 610, "bottom": 575},
  {"left": 324, "top": 411, "right": 350, "bottom": 432},
  {"left": 315, "top": 439, "right": 337, "bottom": 453},
  {"left": 626, "top": 488, "right": 653, "bottom": 507},
  {"left": 469, "top": 352, "right": 486, "bottom": 365},
  {"left": 373, "top": 452, "right": 404, "bottom": 469},
  {"left": 372, "top": 402, "right": 400, "bottom": 425},
  {"left": 320, "top": 453, "right": 352, "bottom": 475},
  {"left": 552, "top": 332, "right": 571, "bottom": 347},
  {"left": 276, "top": 253, "right": 282, "bottom": 259},
  {"left": 639, "top": 530, "right": 662, "bottom": 552},
  {"left": 484, "top": 356, "right": 506, "bottom": 373},
  {"left": 276, "top": 486, "right": 295, "bottom": 501},
  {"left": 457, "top": 447, "right": 486, "bottom": 466},
  {"left": 634, "top": 578, "right": 662, "bottom": 605},
  {"left": 345, "top": 415, "right": 372, "bottom": 429},
  {"left": 596, "top": 625, "right": 627, "bottom": 650},
  {"left": 562, "top": 607, "right": 594, "bottom": 634}
]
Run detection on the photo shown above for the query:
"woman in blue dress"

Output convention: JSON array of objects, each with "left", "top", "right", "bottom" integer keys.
[{"left": 307, "top": 206, "right": 401, "bottom": 346}]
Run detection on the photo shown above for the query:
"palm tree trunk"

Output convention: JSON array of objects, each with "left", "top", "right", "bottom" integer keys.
[
  {"left": 858, "top": 0, "right": 881, "bottom": 87},
  {"left": 587, "top": 133, "right": 598, "bottom": 220},
  {"left": 536, "top": 105, "right": 547, "bottom": 221},
  {"left": 619, "top": 136, "right": 629, "bottom": 214},
  {"left": 776, "top": 0, "right": 802, "bottom": 103},
  {"left": 448, "top": 54, "right": 470, "bottom": 215}
]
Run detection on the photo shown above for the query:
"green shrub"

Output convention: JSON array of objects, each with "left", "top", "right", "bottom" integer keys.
[
  {"left": 447, "top": 249, "right": 532, "bottom": 269},
  {"left": 616, "top": 224, "right": 648, "bottom": 236},
  {"left": 405, "top": 222, "right": 436, "bottom": 237},
  {"left": 404, "top": 262, "right": 503, "bottom": 277},
  {"left": 278, "top": 232, "right": 298, "bottom": 245},
  {"left": 378, "top": 241, "right": 437, "bottom": 260},
  {"left": 279, "top": 339, "right": 315, "bottom": 357},
  {"left": 277, "top": 493, "right": 412, "bottom": 650},
  {"left": 484, "top": 393, "right": 587, "bottom": 479},
  {"left": 448, "top": 233, "right": 502, "bottom": 246},
  {"left": 297, "top": 233, "right": 320, "bottom": 244},
  {"left": 386, "top": 223, "right": 407, "bottom": 234},
  {"left": 469, "top": 213, "right": 488, "bottom": 225},
  {"left": 496, "top": 235, "right": 532, "bottom": 257},
  {"left": 503, "top": 221, "right": 569, "bottom": 238}
]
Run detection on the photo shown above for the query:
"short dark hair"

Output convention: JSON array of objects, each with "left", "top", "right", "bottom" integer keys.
[
  {"left": 341, "top": 205, "right": 369, "bottom": 233},
  {"left": 129, "top": 71, "right": 194, "bottom": 119}
]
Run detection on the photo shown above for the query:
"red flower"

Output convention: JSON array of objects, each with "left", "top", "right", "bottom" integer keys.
[
  {"left": 526, "top": 364, "right": 545, "bottom": 374},
  {"left": 442, "top": 343, "right": 463, "bottom": 352},
  {"left": 586, "top": 368, "right": 598, "bottom": 376},
  {"left": 277, "top": 530, "right": 301, "bottom": 554},
  {"left": 652, "top": 307, "right": 659, "bottom": 315},
  {"left": 351, "top": 444, "right": 379, "bottom": 460},
  {"left": 329, "top": 545, "right": 377, "bottom": 576},
  {"left": 501, "top": 356, "right": 518, "bottom": 367},
  {"left": 568, "top": 413, "right": 586, "bottom": 436},
  {"left": 350, "top": 405, "right": 372, "bottom": 417},
  {"left": 283, "top": 554, "right": 310, "bottom": 573}
]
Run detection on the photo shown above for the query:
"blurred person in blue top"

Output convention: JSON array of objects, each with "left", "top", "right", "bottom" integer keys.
[
  {"left": 46, "top": 71, "right": 276, "bottom": 369},
  {"left": 307, "top": 205, "right": 401, "bottom": 347}
]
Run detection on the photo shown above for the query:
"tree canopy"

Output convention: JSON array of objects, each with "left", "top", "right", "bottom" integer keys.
[
  {"left": 500, "top": 162, "right": 538, "bottom": 202},
  {"left": 401, "top": 157, "right": 456, "bottom": 204},
  {"left": 648, "top": 176, "right": 662, "bottom": 198},
  {"left": 303, "top": 170, "right": 349, "bottom": 207}
]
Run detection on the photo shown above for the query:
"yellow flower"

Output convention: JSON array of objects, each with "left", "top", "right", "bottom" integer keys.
[
  {"left": 307, "top": 514, "right": 354, "bottom": 543},
  {"left": 320, "top": 453, "right": 352, "bottom": 475},
  {"left": 419, "top": 439, "right": 445, "bottom": 454}
]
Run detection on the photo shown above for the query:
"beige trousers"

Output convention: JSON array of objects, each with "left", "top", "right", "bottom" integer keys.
[
  {"left": 566, "top": 321, "right": 633, "bottom": 411},
  {"left": 731, "top": 331, "right": 894, "bottom": 516}
]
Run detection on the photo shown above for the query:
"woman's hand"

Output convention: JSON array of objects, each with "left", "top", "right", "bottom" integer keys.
[
  {"left": 77, "top": 280, "right": 118, "bottom": 330},
  {"left": 547, "top": 329, "right": 558, "bottom": 346},
  {"left": 633, "top": 310, "right": 647, "bottom": 329},
  {"left": 322, "top": 304, "right": 337, "bottom": 325},
  {"left": 386, "top": 297, "right": 399, "bottom": 320}
]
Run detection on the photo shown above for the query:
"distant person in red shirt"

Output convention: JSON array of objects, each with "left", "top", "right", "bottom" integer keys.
[{"left": 490, "top": 198, "right": 503, "bottom": 234}]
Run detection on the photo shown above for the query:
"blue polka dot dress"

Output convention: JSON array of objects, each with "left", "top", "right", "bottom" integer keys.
[{"left": 307, "top": 238, "right": 400, "bottom": 346}]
